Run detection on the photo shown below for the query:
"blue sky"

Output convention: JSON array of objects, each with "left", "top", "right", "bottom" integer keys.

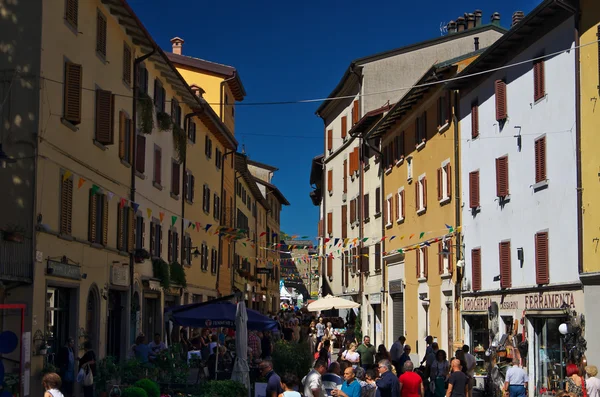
[{"left": 130, "top": 0, "right": 540, "bottom": 239}]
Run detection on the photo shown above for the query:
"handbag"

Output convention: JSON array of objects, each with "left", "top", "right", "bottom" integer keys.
[{"left": 82, "top": 363, "right": 93, "bottom": 386}]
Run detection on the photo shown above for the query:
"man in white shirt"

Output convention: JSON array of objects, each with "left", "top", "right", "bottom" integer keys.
[
  {"left": 463, "top": 344, "right": 477, "bottom": 397},
  {"left": 585, "top": 366, "right": 600, "bottom": 397},
  {"left": 303, "top": 360, "right": 328, "bottom": 397},
  {"left": 503, "top": 361, "right": 528, "bottom": 397},
  {"left": 316, "top": 318, "right": 326, "bottom": 343}
]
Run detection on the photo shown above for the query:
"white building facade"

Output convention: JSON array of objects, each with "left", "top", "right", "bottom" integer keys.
[{"left": 456, "top": 8, "right": 581, "bottom": 396}]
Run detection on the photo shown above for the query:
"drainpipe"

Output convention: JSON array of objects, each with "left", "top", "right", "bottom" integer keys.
[
  {"left": 216, "top": 149, "right": 236, "bottom": 296},
  {"left": 129, "top": 47, "right": 155, "bottom": 345},
  {"left": 220, "top": 73, "right": 237, "bottom": 122},
  {"left": 452, "top": 89, "right": 462, "bottom": 349},
  {"left": 232, "top": 172, "right": 243, "bottom": 293},
  {"left": 574, "top": 3, "right": 583, "bottom": 275}
]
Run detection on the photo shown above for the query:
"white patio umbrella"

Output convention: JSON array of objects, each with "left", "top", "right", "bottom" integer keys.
[
  {"left": 231, "top": 301, "right": 250, "bottom": 394},
  {"left": 307, "top": 295, "right": 360, "bottom": 312}
]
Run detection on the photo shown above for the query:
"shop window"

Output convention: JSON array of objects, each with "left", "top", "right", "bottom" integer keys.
[
  {"left": 46, "top": 287, "right": 75, "bottom": 355},
  {"left": 466, "top": 315, "right": 489, "bottom": 377},
  {"left": 533, "top": 317, "right": 567, "bottom": 395}
]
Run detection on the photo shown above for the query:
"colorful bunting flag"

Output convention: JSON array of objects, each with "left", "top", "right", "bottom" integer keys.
[
  {"left": 132, "top": 202, "right": 140, "bottom": 212},
  {"left": 90, "top": 184, "right": 100, "bottom": 195},
  {"left": 78, "top": 177, "right": 86, "bottom": 189},
  {"left": 419, "top": 232, "right": 425, "bottom": 239},
  {"left": 147, "top": 208, "right": 152, "bottom": 219},
  {"left": 107, "top": 191, "right": 114, "bottom": 201},
  {"left": 120, "top": 198, "right": 127, "bottom": 208},
  {"left": 171, "top": 215, "right": 177, "bottom": 226},
  {"left": 62, "top": 171, "right": 72, "bottom": 182},
  {"left": 159, "top": 212, "right": 165, "bottom": 223}
]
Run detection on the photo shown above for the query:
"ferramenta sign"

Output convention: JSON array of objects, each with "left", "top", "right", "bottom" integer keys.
[{"left": 462, "top": 291, "right": 579, "bottom": 313}]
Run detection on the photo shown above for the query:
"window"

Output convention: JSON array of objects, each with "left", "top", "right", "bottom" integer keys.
[
  {"left": 341, "top": 116, "right": 347, "bottom": 139},
  {"left": 237, "top": 210, "right": 249, "bottom": 234},
  {"left": 363, "top": 193, "right": 369, "bottom": 220},
  {"left": 416, "top": 176, "right": 427, "bottom": 213},
  {"left": 65, "top": 0, "right": 78, "bottom": 28},
  {"left": 407, "top": 157, "right": 413, "bottom": 181},
  {"left": 327, "top": 212, "right": 333, "bottom": 236},
  {"left": 533, "top": 60, "right": 545, "bottom": 101},
  {"left": 136, "top": 135, "right": 146, "bottom": 174},
  {"left": 216, "top": 148, "right": 222, "bottom": 169},
  {"left": 471, "top": 102, "right": 479, "bottom": 139},
  {"left": 360, "top": 247, "right": 369, "bottom": 273},
  {"left": 343, "top": 159, "right": 347, "bottom": 194},
  {"left": 171, "top": 160, "right": 180, "bottom": 196},
  {"left": 211, "top": 248, "right": 218, "bottom": 274},
  {"left": 153, "top": 146, "right": 162, "bottom": 186},
  {"left": 95, "top": 89, "right": 114, "bottom": 145},
  {"left": 205, "top": 135, "right": 213, "bottom": 158},
  {"left": 88, "top": 190, "right": 108, "bottom": 246},
  {"left": 202, "top": 185, "right": 211, "bottom": 213},
  {"left": 385, "top": 196, "right": 392, "bottom": 227},
  {"left": 469, "top": 171, "right": 480, "bottom": 209},
  {"left": 416, "top": 246, "right": 428, "bottom": 279},
  {"left": 200, "top": 243, "right": 208, "bottom": 271},
  {"left": 375, "top": 187, "right": 381, "bottom": 215},
  {"left": 495, "top": 156, "right": 509, "bottom": 197},
  {"left": 352, "top": 100, "right": 359, "bottom": 125},
  {"left": 437, "top": 92, "right": 450, "bottom": 128},
  {"left": 397, "top": 189, "right": 405, "bottom": 222},
  {"left": 60, "top": 172, "right": 73, "bottom": 235},
  {"left": 535, "top": 231, "right": 549, "bottom": 284},
  {"left": 153, "top": 79, "right": 166, "bottom": 112},
  {"left": 341, "top": 204, "right": 347, "bottom": 239},
  {"left": 171, "top": 98, "right": 181, "bottom": 127},
  {"left": 471, "top": 248, "right": 482, "bottom": 291},
  {"left": 167, "top": 229, "right": 179, "bottom": 263},
  {"left": 135, "top": 215, "right": 145, "bottom": 249},
  {"left": 327, "top": 129, "right": 333, "bottom": 153},
  {"left": 123, "top": 43, "right": 132, "bottom": 86},
  {"left": 213, "top": 193, "right": 220, "bottom": 221},
  {"left": 96, "top": 10, "right": 107, "bottom": 58},
  {"left": 438, "top": 240, "right": 453, "bottom": 275},
  {"left": 183, "top": 171, "right": 195, "bottom": 202},
  {"left": 138, "top": 63, "right": 149, "bottom": 95},
  {"left": 63, "top": 62, "right": 82, "bottom": 125},
  {"left": 183, "top": 235, "right": 192, "bottom": 265},
  {"left": 495, "top": 80, "right": 507, "bottom": 121},
  {"left": 437, "top": 162, "right": 452, "bottom": 202},
  {"left": 350, "top": 198, "right": 356, "bottom": 225},
  {"left": 395, "top": 133, "right": 405, "bottom": 163},
  {"left": 534, "top": 136, "right": 547, "bottom": 183},
  {"left": 415, "top": 112, "right": 427, "bottom": 145},
  {"left": 327, "top": 170, "right": 333, "bottom": 195},
  {"left": 327, "top": 256, "right": 333, "bottom": 278},
  {"left": 499, "top": 241, "right": 511, "bottom": 289},
  {"left": 188, "top": 120, "right": 196, "bottom": 143},
  {"left": 119, "top": 111, "right": 133, "bottom": 164},
  {"left": 375, "top": 243, "right": 381, "bottom": 272},
  {"left": 117, "top": 205, "right": 134, "bottom": 252}
]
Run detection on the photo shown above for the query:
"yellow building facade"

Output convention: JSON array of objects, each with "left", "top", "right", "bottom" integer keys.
[{"left": 374, "top": 55, "right": 476, "bottom": 356}]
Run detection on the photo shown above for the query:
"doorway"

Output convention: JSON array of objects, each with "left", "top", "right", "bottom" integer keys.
[
  {"left": 85, "top": 286, "right": 100, "bottom": 352},
  {"left": 107, "top": 290, "right": 125, "bottom": 358},
  {"left": 46, "top": 286, "right": 77, "bottom": 357}
]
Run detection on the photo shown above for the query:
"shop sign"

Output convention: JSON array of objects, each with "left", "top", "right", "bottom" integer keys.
[
  {"left": 256, "top": 268, "right": 271, "bottom": 275},
  {"left": 462, "top": 297, "right": 491, "bottom": 312},
  {"left": 148, "top": 280, "right": 161, "bottom": 291},
  {"left": 110, "top": 265, "right": 129, "bottom": 287},
  {"left": 524, "top": 292, "right": 575, "bottom": 310},
  {"left": 47, "top": 260, "right": 81, "bottom": 280},
  {"left": 369, "top": 293, "right": 381, "bottom": 304}
]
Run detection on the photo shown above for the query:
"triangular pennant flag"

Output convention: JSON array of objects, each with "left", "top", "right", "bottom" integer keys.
[
  {"left": 147, "top": 208, "right": 152, "bottom": 219},
  {"left": 120, "top": 198, "right": 127, "bottom": 208},
  {"left": 419, "top": 232, "right": 425, "bottom": 239},
  {"left": 242, "top": 243, "right": 246, "bottom": 247},
  {"left": 132, "top": 202, "right": 139, "bottom": 212},
  {"left": 90, "top": 184, "right": 100, "bottom": 196},
  {"left": 171, "top": 215, "right": 177, "bottom": 226},
  {"left": 409, "top": 234, "right": 415, "bottom": 239},
  {"left": 334, "top": 238, "right": 340, "bottom": 246},
  {"left": 107, "top": 191, "right": 115, "bottom": 201},
  {"left": 381, "top": 236, "right": 387, "bottom": 241},
  {"left": 159, "top": 212, "right": 165, "bottom": 223},
  {"left": 389, "top": 236, "right": 396, "bottom": 241},
  {"left": 205, "top": 224, "right": 212, "bottom": 232},
  {"left": 362, "top": 237, "right": 369, "bottom": 242},
  {"left": 195, "top": 222, "right": 201, "bottom": 230},
  {"left": 424, "top": 241, "right": 431, "bottom": 246},
  {"left": 78, "top": 177, "right": 86, "bottom": 189},
  {"left": 260, "top": 232, "right": 266, "bottom": 237},
  {"left": 62, "top": 171, "right": 72, "bottom": 182}
]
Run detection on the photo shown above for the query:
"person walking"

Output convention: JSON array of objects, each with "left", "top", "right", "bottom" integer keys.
[
  {"left": 78, "top": 341, "right": 96, "bottom": 397},
  {"left": 462, "top": 345, "right": 476, "bottom": 397},
  {"left": 323, "top": 362, "right": 343, "bottom": 396},
  {"left": 376, "top": 359, "right": 400, "bottom": 397},
  {"left": 57, "top": 337, "right": 75, "bottom": 397},
  {"left": 502, "top": 360, "right": 528, "bottom": 397},
  {"left": 430, "top": 350, "right": 449, "bottom": 397},
  {"left": 280, "top": 373, "right": 302, "bottom": 397},
  {"left": 357, "top": 336, "right": 376, "bottom": 371},
  {"left": 566, "top": 364, "right": 586, "bottom": 397},
  {"left": 421, "top": 337, "right": 434, "bottom": 366},
  {"left": 316, "top": 318, "right": 326, "bottom": 344},
  {"left": 446, "top": 359, "right": 468, "bottom": 397},
  {"left": 341, "top": 343, "right": 361, "bottom": 368},
  {"left": 399, "top": 361, "right": 424, "bottom": 397},
  {"left": 332, "top": 367, "right": 361, "bottom": 397},
  {"left": 303, "top": 360, "right": 328, "bottom": 397},
  {"left": 399, "top": 345, "right": 413, "bottom": 374},
  {"left": 391, "top": 336, "right": 407, "bottom": 369},
  {"left": 585, "top": 366, "right": 600, "bottom": 397},
  {"left": 259, "top": 360, "right": 283, "bottom": 397},
  {"left": 376, "top": 344, "right": 393, "bottom": 364}
]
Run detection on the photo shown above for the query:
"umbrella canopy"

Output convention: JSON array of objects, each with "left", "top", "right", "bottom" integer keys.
[
  {"left": 307, "top": 295, "right": 360, "bottom": 312},
  {"left": 231, "top": 302, "right": 250, "bottom": 393},
  {"left": 166, "top": 301, "right": 277, "bottom": 330}
]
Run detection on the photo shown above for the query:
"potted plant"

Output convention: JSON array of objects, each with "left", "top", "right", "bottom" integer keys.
[
  {"left": 96, "top": 356, "right": 119, "bottom": 397},
  {"left": 3, "top": 224, "right": 25, "bottom": 243},
  {"left": 134, "top": 248, "right": 150, "bottom": 263},
  {"left": 41, "top": 362, "right": 58, "bottom": 375}
]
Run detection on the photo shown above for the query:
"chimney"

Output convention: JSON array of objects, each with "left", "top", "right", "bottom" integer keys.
[
  {"left": 447, "top": 20, "right": 457, "bottom": 34},
  {"left": 512, "top": 11, "right": 525, "bottom": 27},
  {"left": 467, "top": 13, "right": 475, "bottom": 29},
  {"left": 170, "top": 37, "right": 184, "bottom": 55},
  {"left": 491, "top": 12, "right": 501, "bottom": 26},
  {"left": 474, "top": 37, "right": 480, "bottom": 51},
  {"left": 474, "top": 10, "right": 482, "bottom": 27},
  {"left": 457, "top": 17, "right": 466, "bottom": 32}
]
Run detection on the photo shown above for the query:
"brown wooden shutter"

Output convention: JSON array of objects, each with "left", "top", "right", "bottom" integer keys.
[
  {"left": 360, "top": 247, "right": 369, "bottom": 272},
  {"left": 154, "top": 147, "right": 161, "bottom": 185},
  {"left": 350, "top": 199, "right": 356, "bottom": 224},
  {"left": 343, "top": 159, "right": 348, "bottom": 193},
  {"left": 318, "top": 219, "right": 323, "bottom": 236},
  {"left": 416, "top": 249, "right": 421, "bottom": 278},
  {"left": 60, "top": 176, "right": 73, "bottom": 235},
  {"left": 471, "top": 104, "right": 479, "bottom": 139},
  {"left": 469, "top": 171, "right": 480, "bottom": 208},
  {"left": 172, "top": 162, "right": 180, "bottom": 195},
  {"left": 123, "top": 43, "right": 132, "bottom": 86},
  {"left": 535, "top": 232, "right": 549, "bottom": 284},
  {"left": 119, "top": 111, "right": 126, "bottom": 159},
  {"left": 496, "top": 156, "right": 509, "bottom": 197},
  {"left": 437, "top": 168, "right": 443, "bottom": 201},
  {"left": 341, "top": 205, "right": 347, "bottom": 238},
  {"left": 102, "top": 195, "right": 108, "bottom": 246},
  {"left": 495, "top": 80, "right": 507, "bottom": 121},
  {"left": 395, "top": 192, "right": 400, "bottom": 220},
  {"left": 183, "top": 171, "right": 189, "bottom": 200},
  {"left": 341, "top": 116, "right": 347, "bottom": 139},
  {"left": 446, "top": 163, "right": 452, "bottom": 198},
  {"left": 400, "top": 190, "right": 405, "bottom": 219},
  {"left": 415, "top": 182, "right": 419, "bottom": 211},
  {"left": 499, "top": 241, "right": 512, "bottom": 288},
  {"left": 95, "top": 90, "right": 114, "bottom": 144},
  {"left": 471, "top": 248, "right": 481, "bottom": 291},
  {"left": 168, "top": 230, "right": 173, "bottom": 262},
  {"left": 327, "top": 130, "right": 333, "bottom": 152},
  {"left": 136, "top": 135, "right": 146, "bottom": 173},
  {"left": 327, "top": 212, "right": 333, "bottom": 236},
  {"left": 383, "top": 198, "right": 388, "bottom": 225},
  {"left": 88, "top": 191, "right": 97, "bottom": 242},
  {"left": 96, "top": 11, "right": 107, "bottom": 57},
  {"left": 327, "top": 169, "right": 333, "bottom": 193},
  {"left": 375, "top": 243, "right": 381, "bottom": 272},
  {"left": 127, "top": 207, "right": 135, "bottom": 252},
  {"left": 535, "top": 136, "right": 546, "bottom": 183},
  {"left": 117, "top": 205, "right": 124, "bottom": 251},
  {"left": 438, "top": 242, "right": 444, "bottom": 274},
  {"left": 65, "top": 0, "right": 78, "bottom": 27},
  {"left": 534, "top": 60, "right": 545, "bottom": 101},
  {"left": 399, "top": 132, "right": 405, "bottom": 158},
  {"left": 424, "top": 247, "right": 429, "bottom": 279},
  {"left": 64, "top": 62, "right": 82, "bottom": 124},
  {"left": 353, "top": 100, "right": 359, "bottom": 125},
  {"left": 363, "top": 193, "right": 369, "bottom": 219},
  {"left": 375, "top": 188, "right": 381, "bottom": 214},
  {"left": 327, "top": 256, "right": 333, "bottom": 278},
  {"left": 423, "top": 177, "right": 427, "bottom": 209}
]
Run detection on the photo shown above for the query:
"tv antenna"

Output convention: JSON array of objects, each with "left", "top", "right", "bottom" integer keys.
[{"left": 440, "top": 22, "right": 448, "bottom": 36}]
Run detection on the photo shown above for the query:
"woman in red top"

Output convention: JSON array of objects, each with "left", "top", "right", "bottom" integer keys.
[{"left": 399, "top": 361, "right": 425, "bottom": 397}]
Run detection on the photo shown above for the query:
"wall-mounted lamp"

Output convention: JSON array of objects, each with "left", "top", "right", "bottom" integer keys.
[
  {"left": 514, "top": 126, "right": 522, "bottom": 152},
  {"left": 493, "top": 275, "right": 501, "bottom": 282},
  {"left": 517, "top": 248, "right": 524, "bottom": 267}
]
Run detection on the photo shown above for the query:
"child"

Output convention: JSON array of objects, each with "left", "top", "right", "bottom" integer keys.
[
  {"left": 43, "top": 373, "right": 65, "bottom": 397},
  {"left": 279, "top": 373, "right": 302, "bottom": 397}
]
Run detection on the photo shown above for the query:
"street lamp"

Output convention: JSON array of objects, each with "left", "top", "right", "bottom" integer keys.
[{"left": 558, "top": 322, "right": 571, "bottom": 390}]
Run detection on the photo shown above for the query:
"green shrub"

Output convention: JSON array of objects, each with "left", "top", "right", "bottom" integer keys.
[
  {"left": 196, "top": 380, "right": 247, "bottom": 397},
  {"left": 272, "top": 341, "right": 312, "bottom": 381},
  {"left": 120, "top": 359, "right": 157, "bottom": 386},
  {"left": 122, "top": 387, "right": 148, "bottom": 397},
  {"left": 134, "top": 379, "right": 160, "bottom": 397}
]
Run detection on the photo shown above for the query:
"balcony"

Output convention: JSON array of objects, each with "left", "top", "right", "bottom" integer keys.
[{"left": 0, "top": 238, "right": 33, "bottom": 283}]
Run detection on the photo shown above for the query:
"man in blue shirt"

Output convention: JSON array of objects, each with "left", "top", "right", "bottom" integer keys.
[
  {"left": 259, "top": 360, "right": 283, "bottom": 397},
  {"left": 376, "top": 360, "right": 400, "bottom": 397},
  {"left": 503, "top": 360, "right": 528, "bottom": 397},
  {"left": 322, "top": 362, "right": 343, "bottom": 396},
  {"left": 332, "top": 367, "right": 361, "bottom": 397}
]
